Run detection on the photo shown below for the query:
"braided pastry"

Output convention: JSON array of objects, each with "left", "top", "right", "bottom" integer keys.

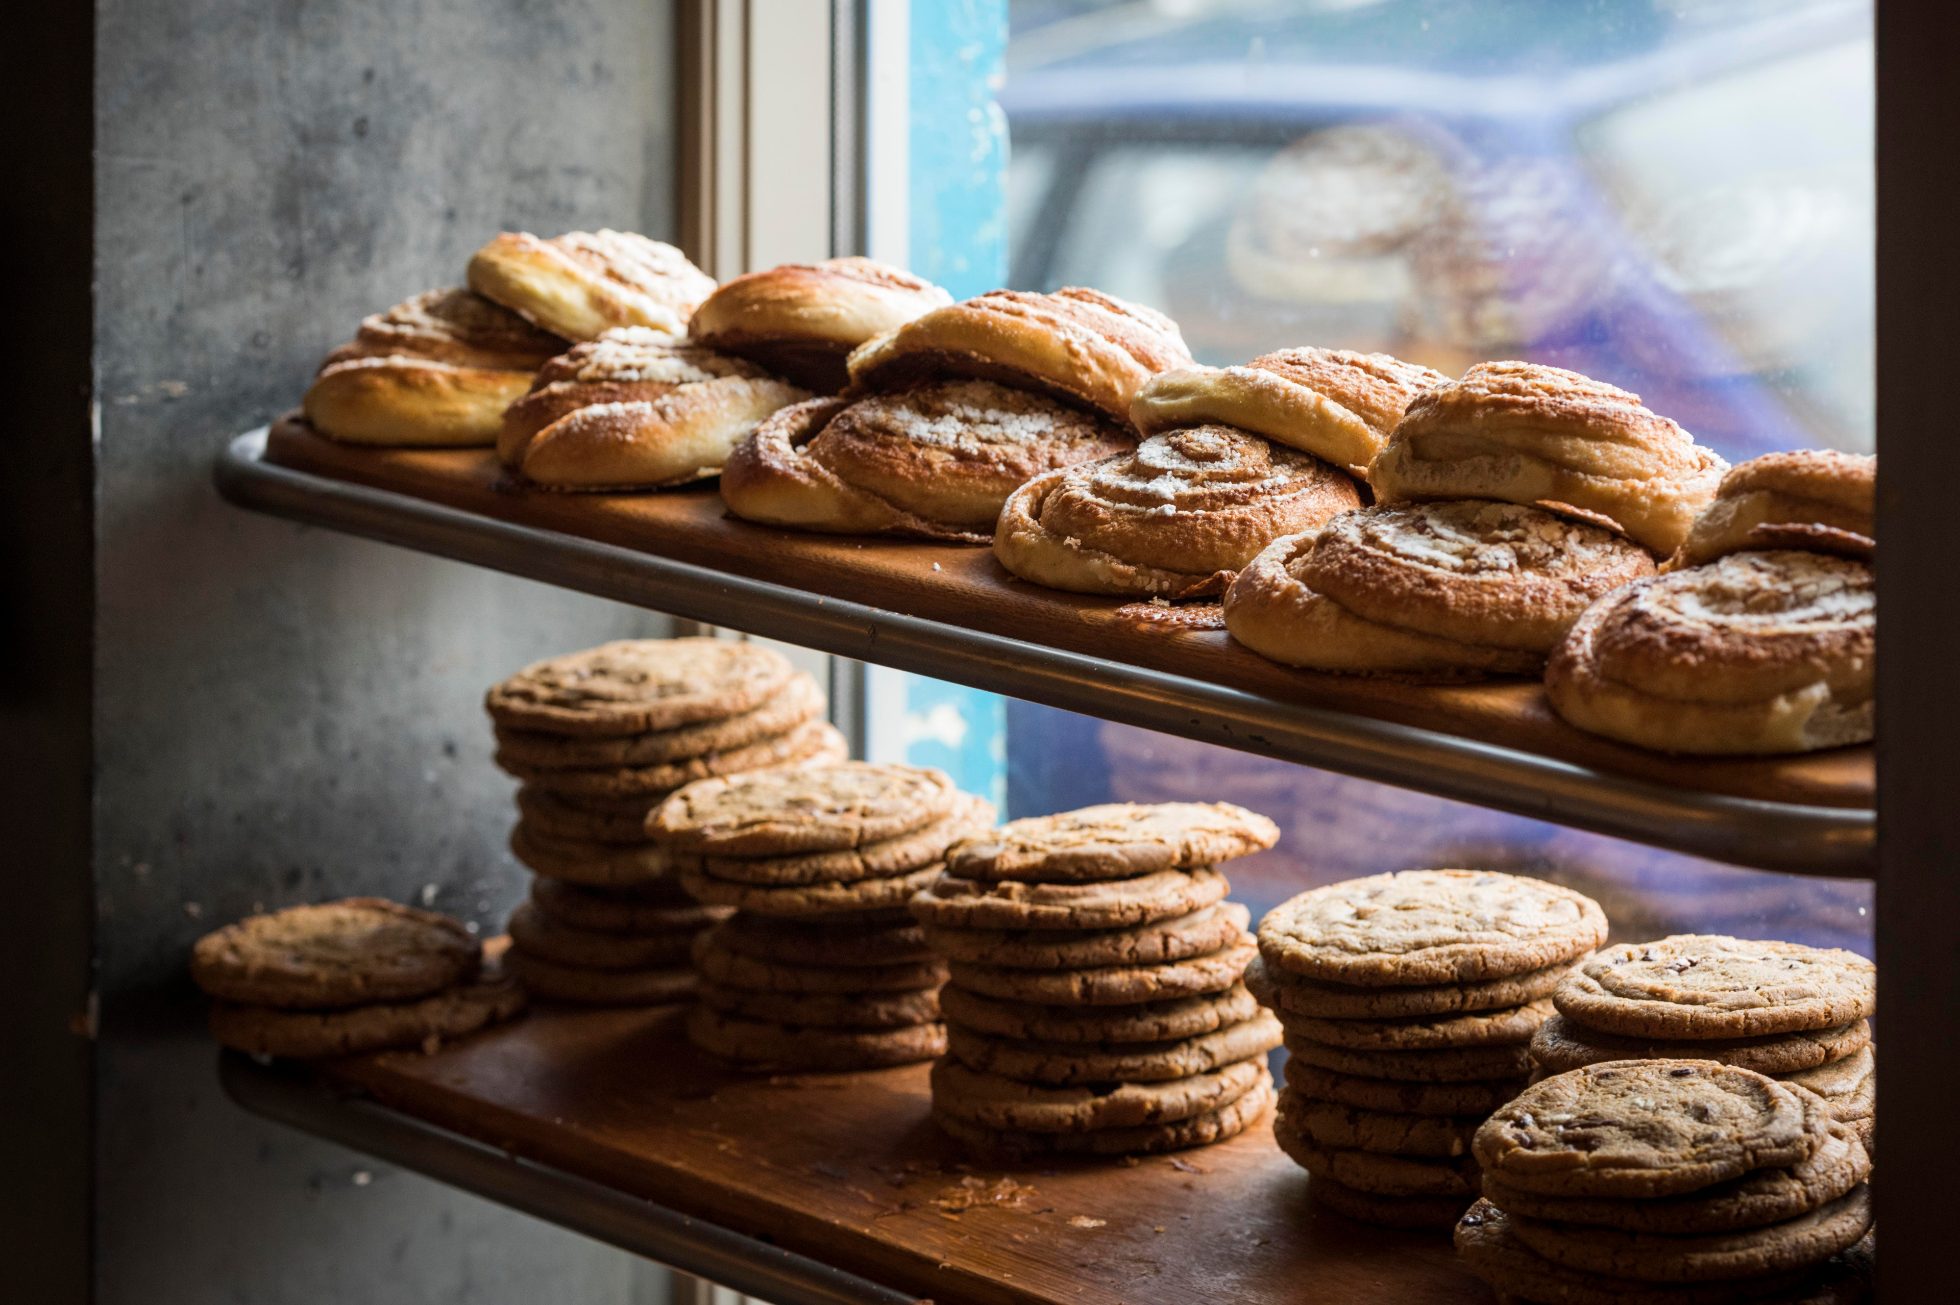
[
  {"left": 689, "top": 257, "right": 951, "bottom": 392},
  {"left": 467, "top": 229, "right": 716, "bottom": 341},
  {"left": 1671, "top": 449, "right": 1874, "bottom": 569}
]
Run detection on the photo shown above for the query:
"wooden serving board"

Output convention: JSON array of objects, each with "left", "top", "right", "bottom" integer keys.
[
  {"left": 262, "top": 418, "right": 1872, "bottom": 813},
  {"left": 324, "top": 1006, "right": 1482, "bottom": 1304}
]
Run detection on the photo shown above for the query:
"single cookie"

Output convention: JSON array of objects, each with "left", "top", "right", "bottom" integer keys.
[
  {"left": 945, "top": 1011, "right": 1281, "bottom": 1085},
  {"left": 506, "top": 952, "right": 698, "bottom": 1006},
  {"left": 1474, "top": 1060, "right": 1815, "bottom": 1199},
  {"left": 938, "top": 983, "right": 1263, "bottom": 1045},
  {"left": 1258, "top": 870, "right": 1608, "bottom": 986},
  {"left": 946, "top": 802, "right": 1280, "bottom": 882},
  {"left": 1283, "top": 1093, "right": 1481, "bottom": 1159},
  {"left": 910, "top": 868, "right": 1231, "bottom": 931},
  {"left": 1278, "top": 998, "right": 1554, "bottom": 1052},
  {"left": 493, "top": 675, "right": 823, "bottom": 770},
  {"left": 1281, "top": 1058, "right": 1530, "bottom": 1117},
  {"left": 697, "top": 982, "right": 942, "bottom": 1030},
  {"left": 680, "top": 861, "right": 946, "bottom": 918},
  {"left": 1554, "top": 936, "right": 1877, "bottom": 1040},
  {"left": 1246, "top": 952, "right": 1576, "bottom": 1020},
  {"left": 946, "top": 933, "right": 1256, "bottom": 1008},
  {"left": 1532, "top": 1012, "right": 1872, "bottom": 1076},
  {"left": 510, "top": 823, "right": 674, "bottom": 886},
  {"left": 528, "top": 877, "right": 724, "bottom": 934},
  {"left": 506, "top": 902, "right": 697, "bottom": 969},
  {"left": 686, "top": 1006, "right": 945, "bottom": 1071},
  {"left": 934, "top": 1073, "right": 1272, "bottom": 1158},
  {"left": 190, "top": 898, "right": 479, "bottom": 1009},
  {"left": 922, "top": 903, "right": 1251, "bottom": 970},
  {"left": 648, "top": 762, "right": 959, "bottom": 854},
  {"left": 692, "top": 930, "right": 947, "bottom": 994},
  {"left": 207, "top": 974, "right": 524, "bottom": 1058},
  {"left": 1785, "top": 1045, "right": 1874, "bottom": 1124},
  {"left": 485, "top": 639, "right": 795, "bottom": 736},
  {"left": 514, "top": 786, "right": 658, "bottom": 844},
  {"left": 679, "top": 794, "right": 993, "bottom": 885},
  {"left": 1284, "top": 1034, "right": 1535, "bottom": 1084},
  {"left": 511, "top": 720, "right": 848, "bottom": 799},
  {"left": 930, "top": 1058, "right": 1266, "bottom": 1132},
  {"left": 704, "top": 911, "right": 933, "bottom": 966},
  {"left": 1274, "top": 1123, "right": 1481, "bottom": 1197},
  {"left": 1307, "top": 1176, "right": 1472, "bottom": 1229}
]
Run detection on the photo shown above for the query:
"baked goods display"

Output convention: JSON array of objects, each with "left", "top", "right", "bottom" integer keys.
[
  {"left": 1670, "top": 449, "right": 1875, "bottom": 569},
  {"left": 1254, "top": 870, "right": 1609, "bottom": 1226},
  {"left": 487, "top": 638, "right": 843, "bottom": 1004},
  {"left": 1534, "top": 935, "right": 1876, "bottom": 1147},
  {"left": 647, "top": 761, "right": 992, "bottom": 1071},
  {"left": 190, "top": 898, "right": 523, "bottom": 1057},
  {"left": 467, "top": 228, "right": 716, "bottom": 340},
  {"left": 688, "top": 256, "right": 952, "bottom": 392},
  {"left": 302, "top": 288, "right": 565, "bottom": 446},
  {"left": 1459, "top": 1060, "right": 1873, "bottom": 1301},
  {"left": 912, "top": 802, "right": 1282, "bottom": 1157}
]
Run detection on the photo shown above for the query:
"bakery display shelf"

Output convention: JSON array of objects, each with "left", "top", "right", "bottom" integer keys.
[
  {"left": 221, "top": 1004, "right": 1483, "bottom": 1305},
  {"left": 215, "top": 421, "right": 1875, "bottom": 878}
]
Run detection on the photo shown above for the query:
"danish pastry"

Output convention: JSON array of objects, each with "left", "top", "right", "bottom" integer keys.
[
  {"left": 1223, "top": 501, "right": 1654, "bottom": 678},
  {"left": 1370, "top": 361, "right": 1727, "bottom": 555},
  {"left": 689, "top": 257, "right": 951, "bottom": 392},
  {"left": 994, "top": 425, "right": 1362, "bottom": 598},
  {"left": 467, "top": 229, "right": 716, "bottom": 340},
  {"left": 1545, "top": 550, "right": 1874, "bottom": 754},
  {"left": 1671, "top": 449, "right": 1874, "bottom": 569}
]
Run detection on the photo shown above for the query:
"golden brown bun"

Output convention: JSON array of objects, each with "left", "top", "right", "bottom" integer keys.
[
  {"left": 993, "top": 426, "right": 1362, "bottom": 598},
  {"left": 1370, "top": 361, "right": 1727, "bottom": 555},
  {"left": 688, "top": 257, "right": 952, "bottom": 392},
  {"left": 1545, "top": 550, "right": 1874, "bottom": 755},
  {"left": 1670, "top": 449, "right": 1875, "bottom": 569},
  {"left": 466, "top": 229, "right": 716, "bottom": 341},
  {"left": 721, "top": 379, "right": 1131, "bottom": 542},
  {"left": 1224, "top": 501, "right": 1654, "bottom": 679},
  {"left": 302, "top": 288, "right": 563, "bottom": 447},
  {"left": 1131, "top": 348, "right": 1447, "bottom": 478},
  {"left": 845, "top": 287, "right": 1192, "bottom": 421}
]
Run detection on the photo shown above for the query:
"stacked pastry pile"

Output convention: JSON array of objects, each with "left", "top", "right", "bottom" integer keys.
[
  {"left": 487, "top": 638, "right": 844, "bottom": 1005},
  {"left": 1459, "top": 1060, "right": 1874, "bottom": 1303},
  {"left": 1253, "top": 869, "right": 1610, "bottom": 1227},
  {"left": 911, "top": 802, "right": 1283, "bottom": 1157},
  {"left": 1533, "top": 935, "right": 1876, "bottom": 1149},
  {"left": 191, "top": 899, "right": 523, "bottom": 1058},
  {"left": 648, "top": 761, "right": 992, "bottom": 1071}
]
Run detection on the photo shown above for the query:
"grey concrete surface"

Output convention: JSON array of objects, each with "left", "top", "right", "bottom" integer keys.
[{"left": 95, "top": 2, "right": 680, "bottom": 1300}]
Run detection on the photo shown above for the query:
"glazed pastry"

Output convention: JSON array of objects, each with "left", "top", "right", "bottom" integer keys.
[
  {"left": 467, "top": 229, "right": 716, "bottom": 340},
  {"left": 995, "top": 425, "right": 1362, "bottom": 598},
  {"left": 1131, "top": 348, "right": 1446, "bottom": 479},
  {"left": 1370, "top": 361, "right": 1727, "bottom": 556},
  {"left": 302, "top": 288, "right": 564, "bottom": 447},
  {"left": 721, "top": 379, "right": 1130, "bottom": 542},
  {"left": 688, "top": 257, "right": 951, "bottom": 392},
  {"left": 1223, "top": 501, "right": 1655, "bottom": 678},
  {"left": 500, "top": 328, "right": 808, "bottom": 489},
  {"left": 845, "top": 286, "right": 1193, "bottom": 422},
  {"left": 1670, "top": 449, "right": 1875, "bottom": 569},
  {"left": 1546, "top": 550, "right": 1874, "bottom": 755}
]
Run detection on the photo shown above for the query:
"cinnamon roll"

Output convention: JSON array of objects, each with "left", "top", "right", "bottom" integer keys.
[
  {"left": 1224, "top": 501, "right": 1655, "bottom": 678},
  {"left": 467, "top": 229, "right": 717, "bottom": 341},
  {"left": 1369, "top": 361, "right": 1727, "bottom": 556},
  {"left": 721, "top": 379, "right": 1130, "bottom": 542},
  {"left": 1671, "top": 449, "right": 1875, "bottom": 569},
  {"left": 689, "top": 257, "right": 951, "bottom": 392},
  {"left": 1131, "top": 349, "right": 1446, "bottom": 479},
  {"left": 845, "top": 287, "right": 1193, "bottom": 422},
  {"left": 501, "top": 328, "right": 809, "bottom": 490},
  {"left": 302, "top": 288, "right": 564, "bottom": 446},
  {"left": 1545, "top": 550, "right": 1874, "bottom": 755},
  {"left": 994, "top": 425, "right": 1362, "bottom": 598}
]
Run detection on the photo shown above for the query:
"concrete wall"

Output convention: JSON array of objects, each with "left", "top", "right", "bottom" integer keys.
[{"left": 95, "top": 2, "right": 678, "bottom": 1300}]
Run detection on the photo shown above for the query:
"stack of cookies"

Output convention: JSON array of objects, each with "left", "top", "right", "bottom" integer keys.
[
  {"left": 1533, "top": 935, "right": 1876, "bottom": 1149},
  {"left": 1459, "top": 1060, "right": 1874, "bottom": 1303},
  {"left": 1253, "top": 869, "right": 1610, "bottom": 1227},
  {"left": 911, "top": 802, "right": 1284, "bottom": 1158},
  {"left": 486, "top": 638, "right": 845, "bottom": 1004},
  {"left": 191, "top": 898, "right": 524, "bottom": 1058},
  {"left": 647, "top": 761, "right": 993, "bottom": 1071}
]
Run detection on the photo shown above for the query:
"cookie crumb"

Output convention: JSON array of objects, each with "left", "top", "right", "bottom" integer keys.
[{"left": 1066, "top": 1215, "right": 1107, "bottom": 1229}]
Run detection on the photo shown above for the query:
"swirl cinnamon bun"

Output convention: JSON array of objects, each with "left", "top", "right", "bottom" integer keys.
[
  {"left": 721, "top": 379, "right": 1130, "bottom": 542},
  {"left": 1671, "top": 449, "right": 1875, "bottom": 569},
  {"left": 994, "top": 425, "right": 1362, "bottom": 598},
  {"left": 1130, "top": 348, "right": 1447, "bottom": 478},
  {"left": 689, "top": 257, "right": 952, "bottom": 392},
  {"left": 302, "top": 288, "right": 564, "bottom": 446},
  {"left": 845, "top": 287, "right": 1193, "bottom": 421},
  {"left": 467, "top": 229, "right": 716, "bottom": 341},
  {"left": 501, "top": 328, "right": 809, "bottom": 489},
  {"left": 1370, "top": 361, "right": 1727, "bottom": 556},
  {"left": 1545, "top": 551, "right": 1874, "bottom": 755},
  {"left": 1224, "top": 501, "right": 1655, "bottom": 678}
]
